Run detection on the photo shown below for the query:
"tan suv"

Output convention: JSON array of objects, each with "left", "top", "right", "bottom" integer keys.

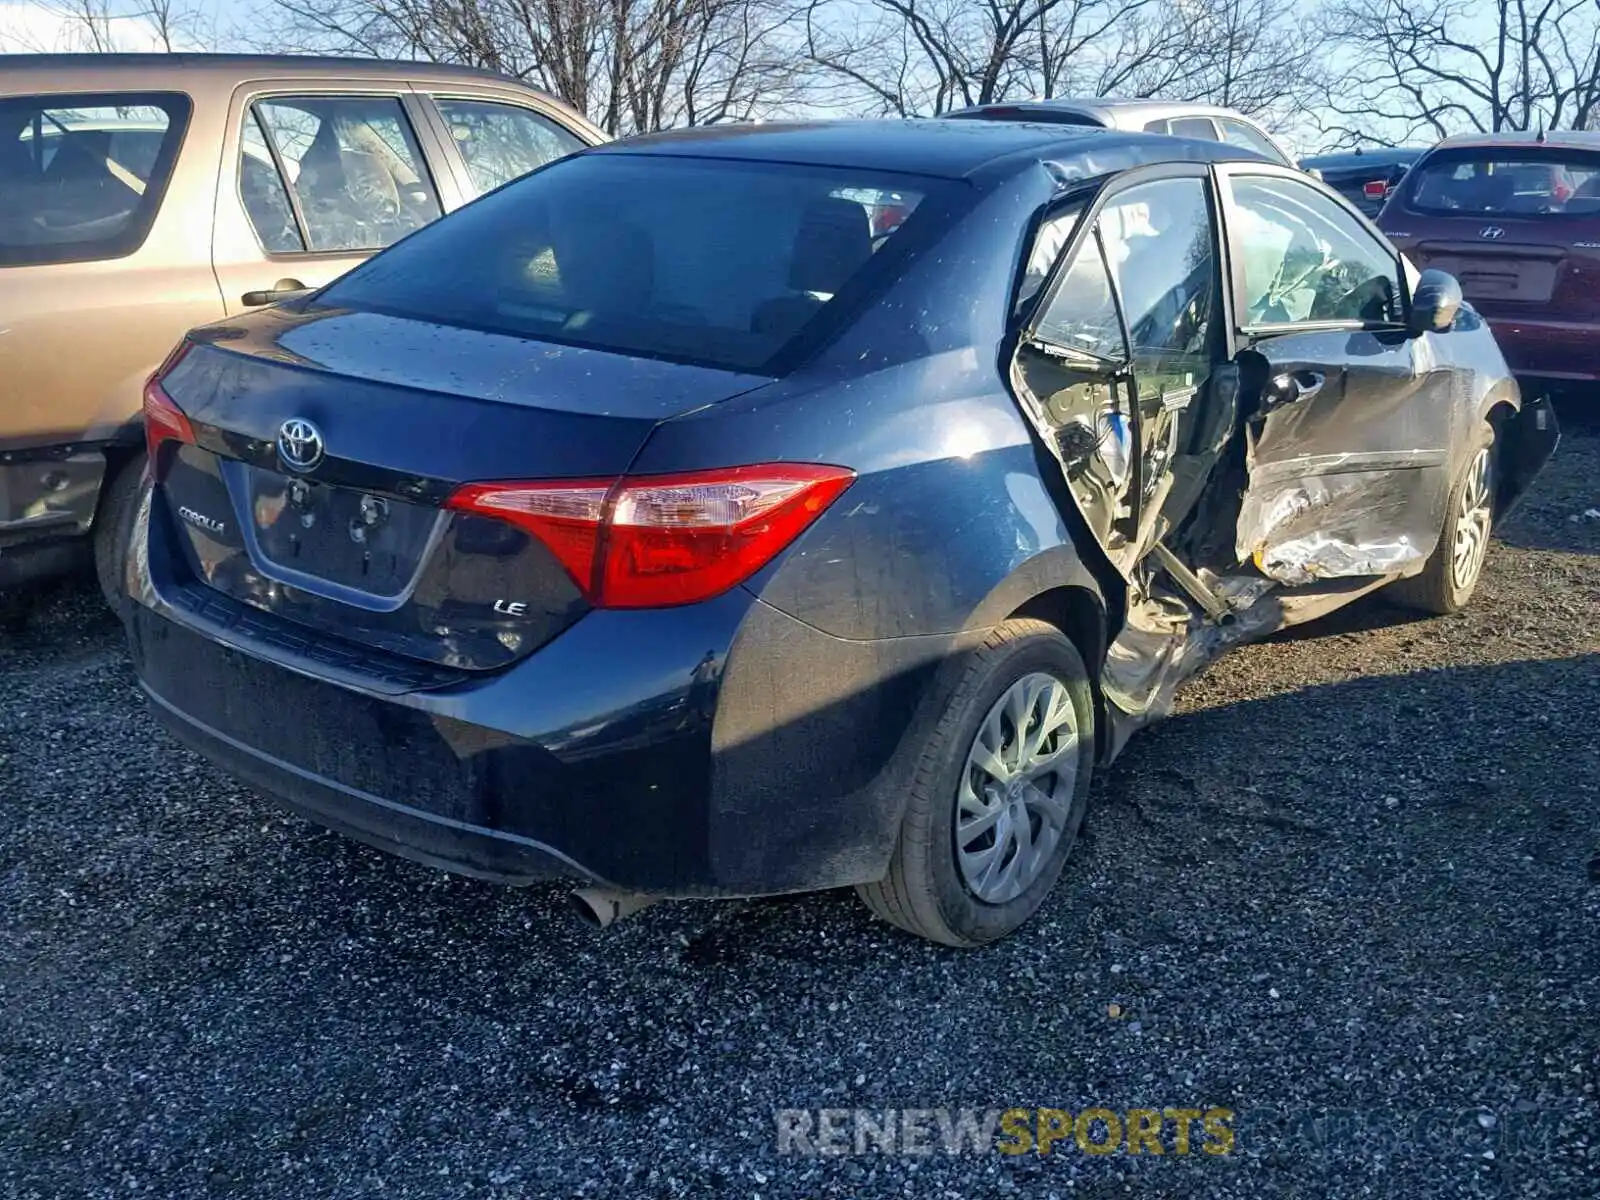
[{"left": 0, "top": 53, "right": 604, "bottom": 607}]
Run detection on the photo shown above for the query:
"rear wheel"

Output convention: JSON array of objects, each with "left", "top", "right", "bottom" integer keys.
[
  {"left": 1389, "top": 426, "right": 1495, "bottom": 615},
  {"left": 93, "top": 453, "right": 146, "bottom": 618},
  {"left": 856, "top": 618, "right": 1095, "bottom": 947}
]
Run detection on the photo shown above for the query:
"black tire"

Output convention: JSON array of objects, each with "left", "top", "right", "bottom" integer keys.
[
  {"left": 856, "top": 618, "right": 1096, "bottom": 947},
  {"left": 93, "top": 452, "right": 146, "bottom": 618},
  {"left": 0, "top": 589, "right": 32, "bottom": 635},
  {"left": 1388, "top": 422, "right": 1495, "bottom": 616}
]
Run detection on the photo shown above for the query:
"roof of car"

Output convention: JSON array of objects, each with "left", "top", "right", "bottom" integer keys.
[
  {"left": 1432, "top": 129, "right": 1600, "bottom": 152},
  {"left": 949, "top": 97, "right": 1254, "bottom": 124},
  {"left": 1301, "top": 147, "right": 1427, "bottom": 168},
  {"left": 593, "top": 118, "right": 1267, "bottom": 181},
  {"left": 0, "top": 51, "right": 515, "bottom": 87}
]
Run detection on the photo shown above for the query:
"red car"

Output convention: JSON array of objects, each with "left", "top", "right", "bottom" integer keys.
[{"left": 1379, "top": 130, "right": 1600, "bottom": 383}]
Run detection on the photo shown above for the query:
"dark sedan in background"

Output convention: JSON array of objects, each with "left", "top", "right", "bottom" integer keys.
[
  {"left": 124, "top": 120, "right": 1556, "bottom": 947},
  {"left": 1301, "top": 146, "right": 1428, "bottom": 216},
  {"left": 1379, "top": 130, "right": 1600, "bottom": 386}
]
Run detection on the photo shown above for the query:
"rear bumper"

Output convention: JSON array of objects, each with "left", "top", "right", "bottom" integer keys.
[
  {"left": 141, "top": 679, "right": 589, "bottom": 885},
  {"left": 1483, "top": 315, "right": 1600, "bottom": 382},
  {"left": 127, "top": 498, "right": 956, "bottom": 895}
]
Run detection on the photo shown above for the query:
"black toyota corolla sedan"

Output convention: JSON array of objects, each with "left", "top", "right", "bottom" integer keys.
[{"left": 125, "top": 120, "right": 1558, "bottom": 946}]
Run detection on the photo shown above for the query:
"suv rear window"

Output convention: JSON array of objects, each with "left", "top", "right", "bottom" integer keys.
[
  {"left": 317, "top": 153, "right": 942, "bottom": 372},
  {"left": 1404, "top": 149, "right": 1600, "bottom": 216},
  {"left": 0, "top": 92, "right": 191, "bottom": 267}
]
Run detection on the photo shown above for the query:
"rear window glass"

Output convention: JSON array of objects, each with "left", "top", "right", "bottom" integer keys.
[
  {"left": 317, "top": 154, "right": 941, "bottom": 372},
  {"left": 0, "top": 92, "right": 191, "bottom": 267},
  {"left": 1405, "top": 151, "right": 1600, "bottom": 216}
]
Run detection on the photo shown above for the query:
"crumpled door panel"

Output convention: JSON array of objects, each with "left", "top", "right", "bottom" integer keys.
[
  {"left": 1238, "top": 454, "right": 1450, "bottom": 585},
  {"left": 1234, "top": 328, "right": 1458, "bottom": 585}
]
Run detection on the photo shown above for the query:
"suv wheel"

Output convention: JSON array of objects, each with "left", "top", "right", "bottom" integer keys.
[
  {"left": 856, "top": 618, "right": 1095, "bottom": 946},
  {"left": 93, "top": 453, "right": 146, "bottom": 618}
]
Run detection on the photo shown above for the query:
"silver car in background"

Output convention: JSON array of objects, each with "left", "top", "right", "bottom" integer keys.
[{"left": 946, "top": 97, "right": 1296, "bottom": 168}]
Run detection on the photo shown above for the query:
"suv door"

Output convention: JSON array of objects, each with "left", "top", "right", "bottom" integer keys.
[
  {"left": 1012, "top": 167, "right": 1225, "bottom": 577},
  {"left": 1215, "top": 163, "right": 1458, "bottom": 585},
  {"left": 1, "top": 89, "right": 223, "bottom": 549},
  {"left": 212, "top": 85, "right": 449, "bottom": 314}
]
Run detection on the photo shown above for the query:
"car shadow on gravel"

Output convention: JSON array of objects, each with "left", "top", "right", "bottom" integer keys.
[
  {"left": 1495, "top": 392, "right": 1600, "bottom": 555},
  {"left": 4, "top": 648, "right": 1590, "bottom": 1198}
]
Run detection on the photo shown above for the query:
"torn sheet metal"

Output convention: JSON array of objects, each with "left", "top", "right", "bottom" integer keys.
[
  {"left": 1230, "top": 325, "right": 1464, "bottom": 587},
  {"left": 1237, "top": 466, "right": 1431, "bottom": 585}
]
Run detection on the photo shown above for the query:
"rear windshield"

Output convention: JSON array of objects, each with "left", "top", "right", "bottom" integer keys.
[
  {"left": 1404, "top": 149, "right": 1600, "bottom": 216},
  {"left": 316, "top": 153, "right": 943, "bottom": 372},
  {"left": 0, "top": 92, "right": 192, "bottom": 267}
]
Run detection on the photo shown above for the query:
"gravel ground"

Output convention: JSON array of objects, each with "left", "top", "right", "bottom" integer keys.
[{"left": 2, "top": 412, "right": 1597, "bottom": 1200}]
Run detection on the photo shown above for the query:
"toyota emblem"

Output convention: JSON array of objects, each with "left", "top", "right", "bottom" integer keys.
[
  {"left": 1479, "top": 226, "right": 1506, "bottom": 240},
  {"left": 277, "top": 418, "right": 325, "bottom": 473}
]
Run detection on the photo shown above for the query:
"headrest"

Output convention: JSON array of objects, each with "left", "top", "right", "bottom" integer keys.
[{"left": 788, "top": 197, "right": 873, "bottom": 295}]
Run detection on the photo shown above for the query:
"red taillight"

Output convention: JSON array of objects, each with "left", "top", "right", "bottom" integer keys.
[
  {"left": 142, "top": 342, "right": 195, "bottom": 469},
  {"left": 447, "top": 463, "right": 855, "bottom": 609},
  {"left": 1363, "top": 179, "right": 1389, "bottom": 198},
  {"left": 447, "top": 479, "right": 613, "bottom": 597}
]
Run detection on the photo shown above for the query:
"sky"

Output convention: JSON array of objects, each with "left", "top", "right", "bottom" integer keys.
[
  {"left": 0, "top": 0, "right": 1524, "bottom": 154},
  {"left": 0, "top": 1, "right": 219, "bottom": 51}
]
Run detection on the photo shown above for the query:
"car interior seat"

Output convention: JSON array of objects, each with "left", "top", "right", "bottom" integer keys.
[
  {"left": 1566, "top": 174, "right": 1600, "bottom": 212},
  {"left": 241, "top": 152, "right": 302, "bottom": 253},
  {"left": 551, "top": 218, "right": 656, "bottom": 332},
  {"left": 1474, "top": 171, "right": 1516, "bottom": 212},
  {"left": 294, "top": 121, "right": 347, "bottom": 212},
  {"left": 38, "top": 130, "right": 135, "bottom": 228},
  {"left": 750, "top": 197, "right": 873, "bottom": 340}
]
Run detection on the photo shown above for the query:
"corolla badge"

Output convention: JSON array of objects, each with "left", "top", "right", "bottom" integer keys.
[
  {"left": 1479, "top": 226, "right": 1506, "bottom": 240},
  {"left": 177, "top": 506, "right": 225, "bottom": 536},
  {"left": 277, "top": 418, "right": 325, "bottom": 472}
]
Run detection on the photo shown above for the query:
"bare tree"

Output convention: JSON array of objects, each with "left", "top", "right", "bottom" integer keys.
[
  {"left": 258, "top": 0, "right": 809, "bottom": 134},
  {"left": 1318, "top": 0, "right": 1600, "bottom": 144},
  {"left": 0, "top": 0, "right": 205, "bottom": 51},
  {"left": 802, "top": 0, "right": 1313, "bottom": 118},
  {"left": 140, "top": 0, "right": 201, "bottom": 50}
]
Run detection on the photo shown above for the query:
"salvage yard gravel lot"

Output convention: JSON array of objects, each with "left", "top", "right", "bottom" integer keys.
[{"left": 3, "top": 416, "right": 1597, "bottom": 1200}]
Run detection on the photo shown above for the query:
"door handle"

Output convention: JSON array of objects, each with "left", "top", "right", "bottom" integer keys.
[{"left": 241, "top": 277, "right": 309, "bottom": 307}]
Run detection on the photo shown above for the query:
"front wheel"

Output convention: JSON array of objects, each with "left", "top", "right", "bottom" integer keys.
[
  {"left": 1388, "top": 426, "right": 1495, "bottom": 615},
  {"left": 856, "top": 618, "right": 1095, "bottom": 947}
]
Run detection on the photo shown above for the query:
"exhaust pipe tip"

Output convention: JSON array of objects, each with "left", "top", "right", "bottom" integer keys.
[{"left": 569, "top": 887, "right": 658, "bottom": 930}]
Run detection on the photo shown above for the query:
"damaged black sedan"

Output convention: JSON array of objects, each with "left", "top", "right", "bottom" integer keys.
[{"left": 124, "top": 120, "right": 1558, "bottom": 946}]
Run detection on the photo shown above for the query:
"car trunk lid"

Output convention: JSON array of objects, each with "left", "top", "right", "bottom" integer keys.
[
  {"left": 1407, "top": 232, "right": 1573, "bottom": 307},
  {"left": 1382, "top": 145, "right": 1600, "bottom": 319},
  {"left": 152, "top": 309, "right": 771, "bottom": 670}
]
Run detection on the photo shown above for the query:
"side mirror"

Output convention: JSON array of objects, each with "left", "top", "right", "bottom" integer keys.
[{"left": 1408, "top": 269, "right": 1462, "bottom": 336}]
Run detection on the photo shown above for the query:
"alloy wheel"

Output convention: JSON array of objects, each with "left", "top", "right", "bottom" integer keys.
[
  {"left": 1450, "top": 447, "right": 1493, "bottom": 593},
  {"left": 955, "top": 672, "right": 1081, "bottom": 905}
]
